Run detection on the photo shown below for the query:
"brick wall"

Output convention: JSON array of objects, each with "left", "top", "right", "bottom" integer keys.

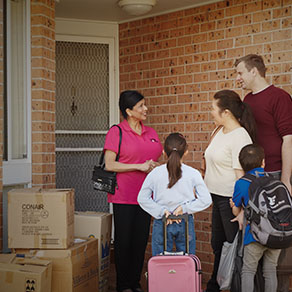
[
  {"left": 0, "top": 0, "right": 3, "bottom": 251},
  {"left": 31, "top": 0, "right": 56, "bottom": 188},
  {"left": 119, "top": 0, "right": 292, "bottom": 285}
]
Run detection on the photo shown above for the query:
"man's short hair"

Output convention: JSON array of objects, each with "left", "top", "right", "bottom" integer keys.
[
  {"left": 239, "top": 144, "right": 265, "bottom": 172},
  {"left": 234, "top": 54, "right": 267, "bottom": 78}
]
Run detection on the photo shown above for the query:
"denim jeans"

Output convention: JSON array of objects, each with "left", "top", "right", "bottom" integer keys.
[
  {"left": 206, "top": 194, "right": 238, "bottom": 292},
  {"left": 152, "top": 214, "right": 196, "bottom": 256},
  {"left": 242, "top": 242, "right": 281, "bottom": 292}
]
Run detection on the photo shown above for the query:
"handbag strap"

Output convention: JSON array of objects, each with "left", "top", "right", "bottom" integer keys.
[
  {"left": 99, "top": 124, "right": 122, "bottom": 166},
  {"left": 113, "top": 125, "right": 122, "bottom": 161},
  {"left": 207, "top": 125, "right": 223, "bottom": 148},
  {"left": 202, "top": 125, "right": 223, "bottom": 162}
]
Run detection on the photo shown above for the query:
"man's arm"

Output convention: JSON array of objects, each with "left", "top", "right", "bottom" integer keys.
[{"left": 281, "top": 134, "right": 292, "bottom": 193}]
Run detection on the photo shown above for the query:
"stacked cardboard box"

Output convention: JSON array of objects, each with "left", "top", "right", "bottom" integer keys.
[
  {"left": 15, "top": 238, "right": 99, "bottom": 292},
  {"left": 8, "top": 188, "right": 75, "bottom": 249},
  {"left": 0, "top": 254, "right": 52, "bottom": 292},
  {"left": 3, "top": 188, "right": 100, "bottom": 292},
  {"left": 74, "top": 211, "right": 112, "bottom": 292}
]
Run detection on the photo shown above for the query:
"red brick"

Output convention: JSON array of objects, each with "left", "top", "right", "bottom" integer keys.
[
  {"left": 217, "top": 18, "right": 233, "bottom": 29},
  {"left": 243, "top": 23, "right": 261, "bottom": 35},
  {"left": 253, "top": 10, "right": 272, "bottom": 22},
  {"left": 262, "top": 20, "right": 281, "bottom": 31},
  {"left": 234, "top": 14, "right": 252, "bottom": 26},
  {"left": 253, "top": 32, "right": 272, "bottom": 44},
  {"left": 243, "top": 1, "right": 262, "bottom": 13},
  {"left": 226, "top": 5, "right": 243, "bottom": 16},
  {"left": 273, "top": 6, "right": 291, "bottom": 18},
  {"left": 244, "top": 44, "right": 263, "bottom": 55},
  {"left": 263, "top": 0, "right": 281, "bottom": 8}
]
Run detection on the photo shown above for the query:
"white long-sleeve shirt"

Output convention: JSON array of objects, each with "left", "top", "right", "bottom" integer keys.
[{"left": 138, "top": 163, "right": 212, "bottom": 219}]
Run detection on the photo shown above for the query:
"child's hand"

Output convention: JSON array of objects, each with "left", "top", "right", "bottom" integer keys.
[
  {"left": 173, "top": 206, "right": 183, "bottom": 216},
  {"left": 229, "top": 198, "right": 235, "bottom": 208},
  {"left": 164, "top": 210, "right": 172, "bottom": 225},
  {"left": 169, "top": 206, "right": 183, "bottom": 224},
  {"left": 231, "top": 209, "right": 244, "bottom": 230}
]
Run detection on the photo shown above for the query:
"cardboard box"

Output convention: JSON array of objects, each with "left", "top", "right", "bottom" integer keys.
[
  {"left": 74, "top": 212, "right": 112, "bottom": 292},
  {"left": 0, "top": 254, "right": 52, "bottom": 292},
  {"left": 8, "top": 188, "right": 74, "bottom": 249},
  {"left": 14, "top": 238, "right": 99, "bottom": 292}
]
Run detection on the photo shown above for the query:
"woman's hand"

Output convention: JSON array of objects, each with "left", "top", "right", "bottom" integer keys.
[
  {"left": 105, "top": 150, "right": 159, "bottom": 173},
  {"left": 139, "top": 160, "right": 159, "bottom": 173},
  {"left": 139, "top": 160, "right": 152, "bottom": 172}
]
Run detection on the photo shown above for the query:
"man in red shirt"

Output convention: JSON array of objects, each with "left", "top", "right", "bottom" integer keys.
[{"left": 235, "top": 54, "right": 292, "bottom": 292}]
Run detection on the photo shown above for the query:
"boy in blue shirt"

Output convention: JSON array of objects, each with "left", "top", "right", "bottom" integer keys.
[{"left": 230, "top": 144, "right": 281, "bottom": 292}]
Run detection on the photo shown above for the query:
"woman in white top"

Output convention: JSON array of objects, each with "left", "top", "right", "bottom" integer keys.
[{"left": 204, "top": 90, "right": 256, "bottom": 292}]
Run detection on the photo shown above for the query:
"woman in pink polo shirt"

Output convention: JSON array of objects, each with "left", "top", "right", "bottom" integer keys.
[{"left": 104, "top": 90, "right": 162, "bottom": 292}]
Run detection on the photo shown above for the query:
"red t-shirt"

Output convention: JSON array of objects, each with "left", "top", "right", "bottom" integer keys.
[
  {"left": 104, "top": 120, "right": 162, "bottom": 204},
  {"left": 244, "top": 85, "right": 292, "bottom": 171}
]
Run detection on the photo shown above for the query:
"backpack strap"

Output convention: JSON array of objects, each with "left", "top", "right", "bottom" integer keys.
[
  {"left": 241, "top": 171, "right": 266, "bottom": 183},
  {"left": 241, "top": 173, "right": 257, "bottom": 183},
  {"left": 242, "top": 172, "right": 268, "bottom": 217}
]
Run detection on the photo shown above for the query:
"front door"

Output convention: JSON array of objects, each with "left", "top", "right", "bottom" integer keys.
[{"left": 55, "top": 40, "right": 114, "bottom": 212}]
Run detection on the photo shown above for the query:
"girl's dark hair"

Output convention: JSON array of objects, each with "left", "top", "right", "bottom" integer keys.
[
  {"left": 119, "top": 90, "right": 144, "bottom": 119},
  {"left": 214, "top": 90, "right": 257, "bottom": 142},
  {"left": 239, "top": 144, "right": 265, "bottom": 172},
  {"left": 164, "top": 133, "right": 187, "bottom": 188}
]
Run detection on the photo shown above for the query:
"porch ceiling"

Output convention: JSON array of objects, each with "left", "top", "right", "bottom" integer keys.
[{"left": 55, "top": 0, "right": 221, "bottom": 23}]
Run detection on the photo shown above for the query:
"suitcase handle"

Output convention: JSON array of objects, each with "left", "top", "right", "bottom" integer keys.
[{"left": 162, "top": 214, "right": 190, "bottom": 254}]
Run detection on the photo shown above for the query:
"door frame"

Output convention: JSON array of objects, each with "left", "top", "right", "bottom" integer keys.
[
  {"left": 55, "top": 19, "right": 120, "bottom": 126},
  {"left": 55, "top": 34, "right": 119, "bottom": 126}
]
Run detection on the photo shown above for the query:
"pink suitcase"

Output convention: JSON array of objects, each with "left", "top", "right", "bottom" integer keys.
[{"left": 148, "top": 214, "right": 202, "bottom": 292}]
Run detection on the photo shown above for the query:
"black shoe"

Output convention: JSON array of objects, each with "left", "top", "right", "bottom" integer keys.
[{"left": 132, "top": 288, "right": 143, "bottom": 292}]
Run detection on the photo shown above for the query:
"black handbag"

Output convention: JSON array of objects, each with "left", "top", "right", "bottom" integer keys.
[{"left": 92, "top": 125, "right": 122, "bottom": 194}]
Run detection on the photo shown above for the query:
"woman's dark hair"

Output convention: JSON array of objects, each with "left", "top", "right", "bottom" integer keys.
[
  {"left": 164, "top": 133, "right": 187, "bottom": 188},
  {"left": 239, "top": 144, "right": 265, "bottom": 172},
  {"left": 214, "top": 90, "right": 257, "bottom": 142},
  {"left": 119, "top": 90, "right": 144, "bottom": 119}
]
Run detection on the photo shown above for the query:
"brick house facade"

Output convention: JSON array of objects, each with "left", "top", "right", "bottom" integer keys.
[{"left": 118, "top": 0, "right": 292, "bottom": 284}]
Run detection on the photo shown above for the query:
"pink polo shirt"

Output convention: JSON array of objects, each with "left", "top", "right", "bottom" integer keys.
[{"left": 104, "top": 119, "right": 162, "bottom": 205}]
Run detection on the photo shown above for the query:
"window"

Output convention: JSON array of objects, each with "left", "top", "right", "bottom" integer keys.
[{"left": 3, "top": 0, "right": 31, "bottom": 185}]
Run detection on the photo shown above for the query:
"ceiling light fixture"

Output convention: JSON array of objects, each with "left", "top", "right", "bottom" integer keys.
[{"left": 118, "top": 0, "right": 157, "bottom": 16}]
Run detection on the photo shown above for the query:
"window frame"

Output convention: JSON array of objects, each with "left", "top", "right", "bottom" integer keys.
[{"left": 3, "top": 0, "right": 32, "bottom": 186}]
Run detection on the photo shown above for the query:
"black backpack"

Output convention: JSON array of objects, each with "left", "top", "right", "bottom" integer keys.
[{"left": 243, "top": 173, "right": 292, "bottom": 249}]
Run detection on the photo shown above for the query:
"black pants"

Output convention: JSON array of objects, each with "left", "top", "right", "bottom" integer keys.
[
  {"left": 113, "top": 203, "right": 151, "bottom": 292},
  {"left": 206, "top": 194, "right": 238, "bottom": 292}
]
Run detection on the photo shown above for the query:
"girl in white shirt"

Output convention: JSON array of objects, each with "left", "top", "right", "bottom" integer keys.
[{"left": 138, "top": 133, "right": 211, "bottom": 255}]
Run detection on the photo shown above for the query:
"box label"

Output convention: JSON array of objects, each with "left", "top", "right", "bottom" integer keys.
[{"left": 25, "top": 278, "right": 37, "bottom": 292}]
